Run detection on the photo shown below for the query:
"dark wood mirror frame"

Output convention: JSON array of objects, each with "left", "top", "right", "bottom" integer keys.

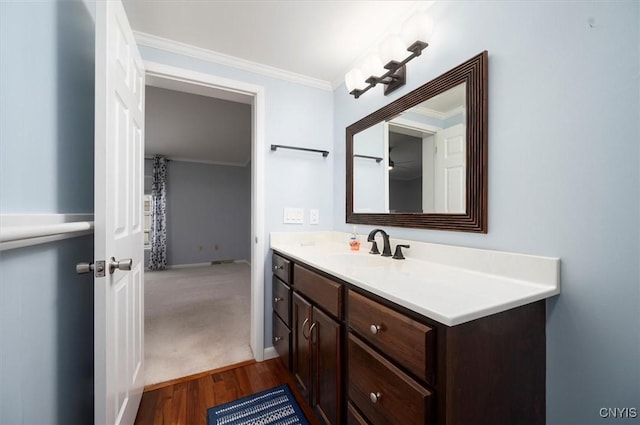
[{"left": 346, "top": 51, "right": 488, "bottom": 233}]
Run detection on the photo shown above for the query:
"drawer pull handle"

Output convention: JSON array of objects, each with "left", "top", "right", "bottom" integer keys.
[
  {"left": 274, "top": 336, "right": 282, "bottom": 343},
  {"left": 369, "top": 392, "right": 382, "bottom": 404},
  {"left": 370, "top": 324, "right": 382, "bottom": 335},
  {"left": 274, "top": 297, "right": 284, "bottom": 303},
  {"left": 302, "top": 318, "right": 310, "bottom": 339},
  {"left": 274, "top": 265, "right": 284, "bottom": 271},
  {"left": 308, "top": 322, "right": 318, "bottom": 344}
]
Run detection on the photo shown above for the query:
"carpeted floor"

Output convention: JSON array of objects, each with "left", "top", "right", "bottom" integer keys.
[{"left": 144, "top": 262, "right": 253, "bottom": 385}]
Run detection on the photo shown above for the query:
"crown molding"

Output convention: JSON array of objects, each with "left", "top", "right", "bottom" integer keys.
[{"left": 134, "top": 31, "right": 333, "bottom": 92}]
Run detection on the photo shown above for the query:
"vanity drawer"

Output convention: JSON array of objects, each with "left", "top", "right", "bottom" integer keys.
[
  {"left": 272, "top": 276, "right": 291, "bottom": 327},
  {"left": 348, "top": 334, "right": 432, "bottom": 425},
  {"left": 293, "top": 264, "right": 343, "bottom": 320},
  {"left": 348, "top": 290, "right": 435, "bottom": 384},
  {"left": 273, "top": 312, "right": 291, "bottom": 370},
  {"left": 272, "top": 253, "right": 291, "bottom": 284},
  {"left": 347, "top": 402, "right": 370, "bottom": 425}
]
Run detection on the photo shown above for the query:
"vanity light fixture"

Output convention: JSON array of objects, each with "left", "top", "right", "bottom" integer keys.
[{"left": 345, "top": 12, "right": 433, "bottom": 99}]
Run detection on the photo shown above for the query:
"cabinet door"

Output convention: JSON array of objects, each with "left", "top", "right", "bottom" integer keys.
[
  {"left": 312, "top": 307, "right": 342, "bottom": 425},
  {"left": 293, "top": 292, "right": 313, "bottom": 400}
]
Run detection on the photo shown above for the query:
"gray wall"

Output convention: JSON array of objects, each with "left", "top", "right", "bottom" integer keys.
[
  {"left": 333, "top": 2, "right": 639, "bottom": 424},
  {"left": 0, "top": 1, "right": 95, "bottom": 424},
  {"left": 389, "top": 178, "right": 422, "bottom": 213},
  {"left": 145, "top": 159, "right": 251, "bottom": 266}
]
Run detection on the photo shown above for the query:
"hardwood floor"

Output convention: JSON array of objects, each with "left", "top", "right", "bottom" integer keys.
[{"left": 134, "top": 358, "right": 321, "bottom": 425}]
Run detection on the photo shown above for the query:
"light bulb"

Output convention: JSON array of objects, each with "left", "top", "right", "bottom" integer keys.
[
  {"left": 361, "top": 53, "right": 385, "bottom": 80},
  {"left": 345, "top": 68, "right": 366, "bottom": 93},
  {"left": 379, "top": 34, "right": 407, "bottom": 67},
  {"left": 401, "top": 12, "right": 434, "bottom": 48}
]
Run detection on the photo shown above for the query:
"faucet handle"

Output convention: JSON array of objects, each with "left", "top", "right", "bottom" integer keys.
[
  {"left": 369, "top": 240, "right": 380, "bottom": 255},
  {"left": 392, "top": 244, "right": 410, "bottom": 260}
]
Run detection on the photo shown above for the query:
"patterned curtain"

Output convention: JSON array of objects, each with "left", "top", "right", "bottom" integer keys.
[{"left": 149, "top": 156, "right": 168, "bottom": 270}]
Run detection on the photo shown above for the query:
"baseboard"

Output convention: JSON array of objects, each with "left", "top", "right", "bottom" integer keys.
[
  {"left": 167, "top": 262, "right": 215, "bottom": 269},
  {"left": 164, "top": 260, "right": 250, "bottom": 269},
  {"left": 263, "top": 347, "right": 279, "bottom": 360}
]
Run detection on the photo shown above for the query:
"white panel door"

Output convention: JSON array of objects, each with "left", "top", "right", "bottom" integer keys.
[
  {"left": 434, "top": 123, "right": 466, "bottom": 213},
  {"left": 94, "top": 1, "right": 145, "bottom": 424}
]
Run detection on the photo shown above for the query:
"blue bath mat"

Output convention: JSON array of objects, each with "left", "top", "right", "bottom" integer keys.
[{"left": 207, "top": 384, "right": 310, "bottom": 425}]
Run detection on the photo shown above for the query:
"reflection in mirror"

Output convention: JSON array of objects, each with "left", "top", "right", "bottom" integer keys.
[
  {"left": 353, "top": 83, "right": 466, "bottom": 214},
  {"left": 346, "top": 51, "right": 487, "bottom": 232}
]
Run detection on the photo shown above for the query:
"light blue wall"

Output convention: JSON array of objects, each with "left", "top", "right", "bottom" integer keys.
[
  {"left": 0, "top": 237, "right": 95, "bottom": 425},
  {"left": 144, "top": 159, "right": 252, "bottom": 266},
  {"left": 138, "top": 45, "right": 334, "bottom": 346},
  {"left": 334, "top": 2, "right": 639, "bottom": 424},
  {"left": 0, "top": 1, "right": 95, "bottom": 424},
  {"left": 0, "top": 1, "right": 94, "bottom": 214}
]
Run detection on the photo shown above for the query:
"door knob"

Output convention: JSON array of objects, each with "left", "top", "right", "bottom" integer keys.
[
  {"left": 76, "top": 262, "right": 94, "bottom": 274},
  {"left": 76, "top": 260, "right": 106, "bottom": 276},
  {"left": 109, "top": 257, "right": 132, "bottom": 274}
]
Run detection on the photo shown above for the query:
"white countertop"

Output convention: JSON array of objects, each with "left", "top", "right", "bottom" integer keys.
[{"left": 270, "top": 231, "right": 560, "bottom": 326}]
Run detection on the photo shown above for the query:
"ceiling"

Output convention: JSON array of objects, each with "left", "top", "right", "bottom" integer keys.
[
  {"left": 123, "top": 0, "right": 431, "bottom": 89},
  {"left": 145, "top": 86, "right": 251, "bottom": 165},
  {"left": 129, "top": 1, "right": 434, "bottom": 164}
]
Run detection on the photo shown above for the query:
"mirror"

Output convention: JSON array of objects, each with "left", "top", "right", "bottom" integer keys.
[
  {"left": 347, "top": 51, "right": 488, "bottom": 232},
  {"left": 353, "top": 82, "right": 466, "bottom": 214}
]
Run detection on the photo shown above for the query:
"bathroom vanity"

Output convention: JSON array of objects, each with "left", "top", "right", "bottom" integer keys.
[{"left": 270, "top": 231, "right": 560, "bottom": 425}]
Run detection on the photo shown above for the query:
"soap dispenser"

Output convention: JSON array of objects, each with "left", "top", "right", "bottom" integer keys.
[{"left": 349, "top": 226, "right": 361, "bottom": 251}]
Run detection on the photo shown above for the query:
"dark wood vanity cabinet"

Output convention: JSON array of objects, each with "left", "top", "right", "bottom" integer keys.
[
  {"left": 271, "top": 255, "right": 343, "bottom": 425},
  {"left": 347, "top": 290, "right": 434, "bottom": 425},
  {"left": 271, "top": 251, "right": 546, "bottom": 425},
  {"left": 346, "top": 288, "right": 546, "bottom": 425},
  {"left": 292, "top": 265, "right": 343, "bottom": 425},
  {"left": 293, "top": 292, "right": 342, "bottom": 425},
  {"left": 271, "top": 254, "right": 292, "bottom": 369}
]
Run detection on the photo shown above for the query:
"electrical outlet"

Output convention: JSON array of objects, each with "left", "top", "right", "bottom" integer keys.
[{"left": 310, "top": 209, "right": 319, "bottom": 225}]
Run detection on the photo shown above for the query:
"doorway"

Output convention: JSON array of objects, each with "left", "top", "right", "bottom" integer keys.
[{"left": 142, "top": 61, "right": 266, "bottom": 384}]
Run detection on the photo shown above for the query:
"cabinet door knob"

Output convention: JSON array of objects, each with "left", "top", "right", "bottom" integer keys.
[
  {"left": 274, "top": 264, "right": 284, "bottom": 271},
  {"left": 274, "top": 297, "right": 283, "bottom": 303},
  {"left": 274, "top": 336, "right": 282, "bottom": 343},
  {"left": 370, "top": 324, "right": 382, "bottom": 335},
  {"left": 369, "top": 392, "right": 382, "bottom": 403}
]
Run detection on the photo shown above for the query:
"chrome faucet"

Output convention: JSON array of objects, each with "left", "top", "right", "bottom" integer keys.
[{"left": 367, "top": 229, "right": 392, "bottom": 257}]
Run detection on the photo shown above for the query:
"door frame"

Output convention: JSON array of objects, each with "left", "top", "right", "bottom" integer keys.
[{"left": 143, "top": 60, "right": 266, "bottom": 361}]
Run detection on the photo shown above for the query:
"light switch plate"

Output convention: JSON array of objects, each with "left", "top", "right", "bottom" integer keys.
[{"left": 283, "top": 207, "right": 304, "bottom": 224}]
